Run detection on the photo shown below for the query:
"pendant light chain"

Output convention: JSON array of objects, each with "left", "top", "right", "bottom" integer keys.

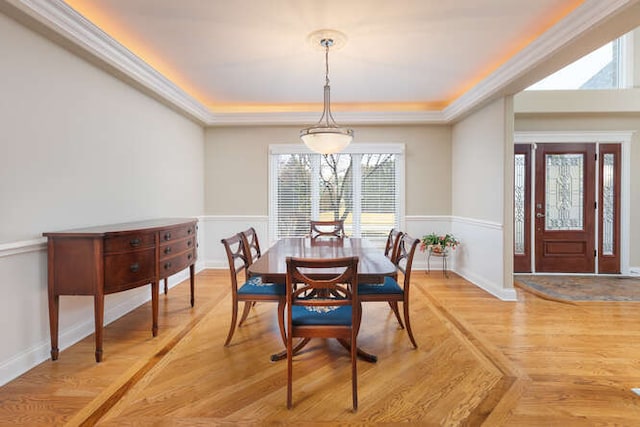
[
  {"left": 324, "top": 40, "right": 330, "bottom": 87},
  {"left": 300, "top": 30, "right": 353, "bottom": 155}
]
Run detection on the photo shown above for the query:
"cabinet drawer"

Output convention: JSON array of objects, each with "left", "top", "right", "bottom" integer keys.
[
  {"left": 160, "top": 249, "right": 196, "bottom": 278},
  {"left": 158, "top": 224, "right": 196, "bottom": 243},
  {"left": 104, "top": 249, "right": 155, "bottom": 293},
  {"left": 159, "top": 237, "right": 196, "bottom": 260},
  {"left": 104, "top": 232, "right": 155, "bottom": 254}
]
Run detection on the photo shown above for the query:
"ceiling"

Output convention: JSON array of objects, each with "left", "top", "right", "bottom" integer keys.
[{"left": 5, "top": 0, "right": 640, "bottom": 124}]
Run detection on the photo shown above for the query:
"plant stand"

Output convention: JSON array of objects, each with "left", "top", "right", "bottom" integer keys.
[{"left": 426, "top": 246, "right": 449, "bottom": 278}]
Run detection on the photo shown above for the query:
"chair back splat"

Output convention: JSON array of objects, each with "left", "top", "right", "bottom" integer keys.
[
  {"left": 221, "top": 233, "right": 285, "bottom": 347},
  {"left": 310, "top": 220, "right": 346, "bottom": 239},
  {"left": 241, "top": 227, "right": 262, "bottom": 267},
  {"left": 384, "top": 228, "right": 403, "bottom": 264},
  {"left": 285, "top": 256, "right": 360, "bottom": 411}
]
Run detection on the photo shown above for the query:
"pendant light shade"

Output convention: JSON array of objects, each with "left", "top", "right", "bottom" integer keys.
[{"left": 300, "top": 32, "right": 353, "bottom": 154}]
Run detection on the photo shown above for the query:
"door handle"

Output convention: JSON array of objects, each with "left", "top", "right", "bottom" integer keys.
[{"left": 536, "top": 213, "right": 545, "bottom": 218}]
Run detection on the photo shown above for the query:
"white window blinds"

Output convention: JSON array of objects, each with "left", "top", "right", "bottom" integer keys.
[{"left": 270, "top": 144, "right": 404, "bottom": 242}]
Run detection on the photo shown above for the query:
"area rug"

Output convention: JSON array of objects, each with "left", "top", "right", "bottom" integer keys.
[{"left": 514, "top": 275, "right": 640, "bottom": 302}]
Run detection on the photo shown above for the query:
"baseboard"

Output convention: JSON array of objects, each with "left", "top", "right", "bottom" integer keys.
[
  {"left": 0, "top": 265, "right": 204, "bottom": 387},
  {"left": 456, "top": 266, "right": 518, "bottom": 301}
]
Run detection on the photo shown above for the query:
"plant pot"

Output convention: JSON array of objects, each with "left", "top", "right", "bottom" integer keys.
[{"left": 430, "top": 245, "right": 447, "bottom": 255}]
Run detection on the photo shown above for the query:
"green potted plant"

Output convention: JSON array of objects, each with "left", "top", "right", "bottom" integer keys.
[{"left": 420, "top": 232, "right": 459, "bottom": 254}]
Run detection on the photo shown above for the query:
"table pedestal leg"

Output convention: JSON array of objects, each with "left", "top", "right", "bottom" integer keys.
[
  {"left": 337, "top": 339, "right": 377, "bottom": 363},
  {"left": 270, "top": 338, "right": 310, "bottom": 362},
  {"left": 270, "top": 338, "right": 377, "bottom": 363}
]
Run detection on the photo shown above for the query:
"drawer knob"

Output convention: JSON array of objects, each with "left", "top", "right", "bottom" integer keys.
[
  {"left": 188, "top": 253, "right": 193, "bottom": 260},
  {"left": 130, "top": 238, "right": 141, "bottom": 247},
  {"left": 187, "top": 240, "right": 192, "bottom": 247},
  {"left": 130, "top": 263, "right": 140, "bottom": 273},
  {"left": 188, "top": 228, "right": 192, "bottom": 234},
  {"left": 164, "top": 262, "right": 172, "bottom": 270},
  {"left": 164, "top": 247, "right": 172, "bottom": 254},
  {"left": 164, "top": 232, "right": 172, "bottom": 241}
]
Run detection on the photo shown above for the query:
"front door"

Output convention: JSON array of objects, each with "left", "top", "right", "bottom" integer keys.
[{"left": 534, "top": 143, "right": 596, "bottom": 273}]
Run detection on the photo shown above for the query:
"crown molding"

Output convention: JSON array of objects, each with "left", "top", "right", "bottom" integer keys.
[
  {"left": 5, "top": 0, "right": 215, "bottom": 125},
  {"left": 207, "top": 110, "right": 447, "bottom": 126},
  {"left": 5, "top": 0, "right": 637, "bottom": 127},
  {"left": 443, "top": 0, "right": 639, "bottom": 122}
]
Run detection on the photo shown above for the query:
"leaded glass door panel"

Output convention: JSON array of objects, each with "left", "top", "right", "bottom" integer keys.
[
  {"left": 514, "top": 144, "right": 531, "bottom": 273},
  {"left": 598, "top": 144, "right": 621, "bottom": 273},
  {"left": 534, "top": 144, "right": 595, "bottom": 273}
]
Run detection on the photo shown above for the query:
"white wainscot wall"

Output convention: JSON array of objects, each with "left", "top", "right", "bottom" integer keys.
[
  {"left": 452, "top": 217, "right": 516, "bottom": 301},
  {"left": 201, "top": 216, "right": 270, "bottom": 269},
  {"left": 0, "top": 232, "right": 206, "bottom": 387}
]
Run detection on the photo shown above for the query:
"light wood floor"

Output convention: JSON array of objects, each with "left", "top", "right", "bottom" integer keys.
[{"left": 1, "top": 269, "right": 640, "bottom": 425}]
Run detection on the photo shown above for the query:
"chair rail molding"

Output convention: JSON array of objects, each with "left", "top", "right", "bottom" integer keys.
[{"left": 0, "top": 238, "right": 46, "bottom": 258}]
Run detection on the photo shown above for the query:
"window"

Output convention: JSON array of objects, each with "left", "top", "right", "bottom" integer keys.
[
  {"left": 526, "top": 34, "right": 630, "bottom": 90},
  {"left": 269, "top": 144, "right": 404, "bottom": 243}
]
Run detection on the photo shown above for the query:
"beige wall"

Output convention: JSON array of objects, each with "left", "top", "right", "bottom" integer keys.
[
  {"left": 0, "top": 10, "right": 204, "bottom": 384},
  {"left": 451, "top": 98, "right": 508, "bottom": 223},
  {"left": 0, "top": 12, "right": 205, "bottom": 243},
  {"left": 515, "top": 113, "right": 640, "bottom": 267},
  {"left": 448, "top": 97, "right": 514, "bottom": 298},
  {"left": 204, "top": 124, "right": 452, "bottom": 216}
]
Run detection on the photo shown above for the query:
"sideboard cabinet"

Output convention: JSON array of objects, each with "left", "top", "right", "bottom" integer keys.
[{"left": 43, "top": 218, "right": 198, "bottom": 362}]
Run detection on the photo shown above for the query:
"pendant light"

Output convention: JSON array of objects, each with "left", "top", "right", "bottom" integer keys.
[{"left": 300, "top": 31, "right": 353, "bottom": 154}]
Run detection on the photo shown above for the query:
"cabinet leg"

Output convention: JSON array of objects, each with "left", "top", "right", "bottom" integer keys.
[
  {"left": 151, "top": 281, "right": 159, "bottom": 337},
  {"left": 94, "top": 294, "right": 104, "bottom": 362},
  {"left": 48, "top": 294, "right": 59, "bottom": 361},
  {"left": 164, "top": 277, "right": 168, "bottom": 295},
  {"left": 190, "top": 264, "right": 195, "bottom": 307}
]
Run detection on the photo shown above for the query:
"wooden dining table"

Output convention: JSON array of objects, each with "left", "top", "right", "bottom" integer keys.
[
  {"left": 248, "top": 237, "right": 397, "bottom": 363},
  {"left": 248, "top": 237, "right": 396, "bottom": 284}
]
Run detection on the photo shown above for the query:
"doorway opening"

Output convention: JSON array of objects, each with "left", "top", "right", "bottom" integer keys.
[{"left": 513, "top": 132, "right": 631, "bottom": 274}]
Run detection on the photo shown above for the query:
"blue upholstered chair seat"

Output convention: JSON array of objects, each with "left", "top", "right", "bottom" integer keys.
[
  {"left": 291, "top": 305, "right": 352, "bottom": 326},
  {"left": 358, "top": 275, "right": 403, "bottom": 295},
  {"left": 238, "top": 275, "right": 285, "bottom": 296}
]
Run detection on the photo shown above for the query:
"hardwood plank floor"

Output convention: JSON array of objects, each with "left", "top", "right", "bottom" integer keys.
[{"left": 1, "top": 269, "right": 640, "bottom": 425}]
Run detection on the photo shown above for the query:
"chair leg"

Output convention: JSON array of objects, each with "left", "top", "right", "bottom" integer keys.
[
  {"left": 388, "top": 301, "right": 405, "bottom": 329},
  {"left": 224, "top": 296, "right": 238, "bottom": 346},
  {"left": 238, "top": 301, "right": 253, "bottom": 326},
  {"left": 403, "top": 300, "right": 418, "bottom": 348},
  {"left": 352, "top": 335, "right": 358, "bottom": 411},
  {"left": 287, "top": 337, "right": 293, "bottom": 409},
  {"left": 277, "top": 299, "right": 286, "bottom": 346}
]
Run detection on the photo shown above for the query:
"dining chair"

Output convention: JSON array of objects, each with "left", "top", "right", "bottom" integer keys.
[
  {"left": 239, "top": 227, "right": 272, "bottom": 321},
  {"left": 285, "top": 256, "right": 360, "bottom": 411},
  {"left": 309, "top": 219, "right": 346, "bottom": 238},
  {"left": 358, "top": 233, "right": 420, "bottom": 348},
  {"left": 221, "top": 233, "right": 286, "bottom": 346}
]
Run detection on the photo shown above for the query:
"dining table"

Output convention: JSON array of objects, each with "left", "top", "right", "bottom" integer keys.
[{"left": 248, "top": 237, "right": 397, "bottom": 363}]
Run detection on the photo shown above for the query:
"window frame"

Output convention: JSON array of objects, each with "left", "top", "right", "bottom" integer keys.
[
  {"left": 525, "top": 32, "right": 633, "bottom": 91},
  {"left": 269, "top": 143, "right": 405, "bottom": 244}
]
